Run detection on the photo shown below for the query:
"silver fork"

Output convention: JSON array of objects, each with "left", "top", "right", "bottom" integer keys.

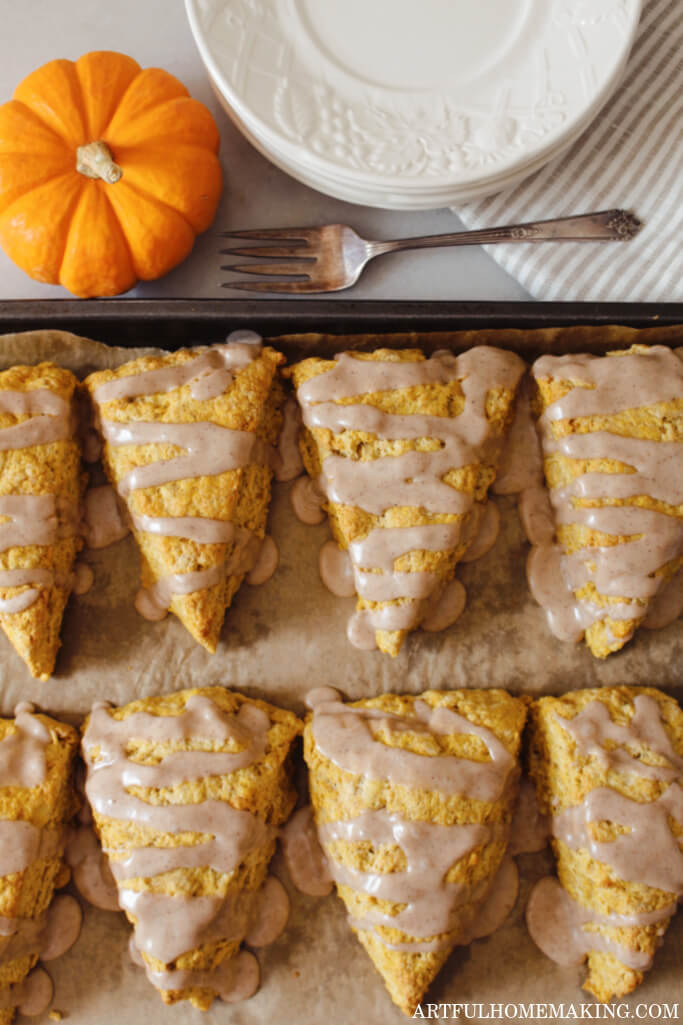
[{"left": 220, "top": 209, "right": 642, "bottom": 294}]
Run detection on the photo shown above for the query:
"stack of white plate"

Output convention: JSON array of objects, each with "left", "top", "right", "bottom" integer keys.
[{"left": 186, "top": 0, "right": 642, "bottom": 211}]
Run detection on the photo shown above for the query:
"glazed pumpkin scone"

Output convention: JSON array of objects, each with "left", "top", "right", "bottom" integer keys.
[
  {"left": 527, "top": 686, "right": 683, "bottom": 1002},
  {"left": 81, "top": 686, "right": 302, "bottom": 1009},
  {"left": 0, "top": 362, "right": 84, "bottom": 679},
  {"left": 303, "top": 687, "right": 527, "bottom": 1015},
  {"left": 0, "top": 704, "right": 80, "bottom": 1022},
  {"left": 287, "top": 347, "right": 525, "bottom": 655},
  {"left": 85, "top": 336, "right": 284, "bottom": 651},
  {"left": 528, "top": 345, "right": 683, "bottom": 658}
]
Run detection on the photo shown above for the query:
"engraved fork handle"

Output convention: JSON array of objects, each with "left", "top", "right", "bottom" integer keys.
[{"left": 370, "top": 210, "right": 642, "bottom": 256}]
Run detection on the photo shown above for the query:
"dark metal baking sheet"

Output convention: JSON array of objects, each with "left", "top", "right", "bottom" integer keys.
[
  {"left": 0, "top": 303, "right": 681, "bottom": 1023},
  {"left": 0, "top": 298, "right": 681, "bottom": 353}
]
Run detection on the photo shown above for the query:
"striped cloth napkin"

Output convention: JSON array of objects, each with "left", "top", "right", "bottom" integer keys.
[{"left": 454, "top": 0, "right": 682, "bottom": 302}]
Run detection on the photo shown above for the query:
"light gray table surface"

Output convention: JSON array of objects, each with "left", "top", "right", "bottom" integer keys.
[{"left": 0, "top": 0, "right": 530, "bottom": 304}]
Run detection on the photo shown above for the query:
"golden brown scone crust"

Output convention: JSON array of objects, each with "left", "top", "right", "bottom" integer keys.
[
  {"left": 0, "top": 363, "right": 84, "bottom": 680},
  {"left": 82, "top": 686, "right": 302, "bottom": 1009},
  {"left": 528, "top": 686, "right": 683, "bottom": 1002},
  {"left": 532, "top": 345, "right": 683, "bottom": 658},
  {"left": 0, "top": 711, "right": 79, "bottom": 1021},
  {"left": 287, "top": 350, "right": 522, "bottom": 656},
  {"left": 85, "top": 347, "right": 284, "bottom": 652},
  {"left": 304, "top": 689, "right": 527, "bottom": 1015}
]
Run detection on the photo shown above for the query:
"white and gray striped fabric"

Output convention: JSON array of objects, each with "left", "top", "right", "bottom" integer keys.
[{"left": 454, "top": 0, "right": 682, "bottom": 302}]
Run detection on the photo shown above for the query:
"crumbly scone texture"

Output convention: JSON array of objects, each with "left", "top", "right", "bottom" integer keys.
[
  {"left": 304, "top": 689, "right": 527, "bottom": 1015},
  {"left": 84, "top": 347, "right": 284, "bottom": 653},
  {"left": 82, "top": 686, "right": 302, "bottom": 1010},
  {"left": 528, "top": 686, "right": 683, "bottom": 1003},
  {"left": 0, "top": 363, "right": 84, "bottom": 680},
  {"left": 287, "top": 350, "right": 523, "bottom": 656},
  {"left": 0, "top": 711, "right": 79, "bottom": 1023},
  {"left": 532, "top": 345, "right": 683, "bottom": 658}
]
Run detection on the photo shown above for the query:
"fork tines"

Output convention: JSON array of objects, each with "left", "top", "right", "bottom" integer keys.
[
  {"left": 220, "top": 227, "right": 316, "bottom": 290},
  {"left": 219, "top": 227, "right": 312, "bottom": 241}
]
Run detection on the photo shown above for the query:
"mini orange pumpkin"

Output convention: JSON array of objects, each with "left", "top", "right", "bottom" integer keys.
[{"left": 0, "top": 51, "right": 223, "bottom": 297}]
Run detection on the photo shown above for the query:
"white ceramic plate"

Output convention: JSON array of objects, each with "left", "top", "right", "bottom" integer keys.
[
  {"left": 187, "top": 0, "right": 642, "bottom": 203},
  {"left": 209, "top": 73, "right": 611, "bottom": 210}
]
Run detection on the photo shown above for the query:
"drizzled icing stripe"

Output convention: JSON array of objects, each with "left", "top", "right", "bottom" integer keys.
[
  {"left": 556, "top": 694, "right": 683, "bottom": 780},
  {"left": 100, "top": 421, "right": 257, "bottom": 498},
  {"left": 82, "top": 695, "right": 284, "bottom": 1003},
  {"left": 0, "top": 390, "right": 71, "bottom": 451},
  {"left": 0, "top": 389, "right": 77, "bottom": 615},
  {"left": 548, "top": 432, "right": 683, "bottom": 505},
  {"left": 0, "top": 496, "right": 57, "bottom": 550},
  {"left": 296, "top": 348, "right": 524, "bottom": 645},
  {"left": 322, "top": 450, "right": 471, "bottom": 515},
  {"left": 0, "top": 822, "right": 55, "bottom": 883},
  {"left": 526, "top": 877, "right": 671, "bottom": 973},
  {"left": 0, "top": 704, "right": 54, "bottom": 914},
  {"left": 534, "top": 347, "right": 683, "bottom": 417},
  {"left": 321, "top": 811, "right": 490, "bottom": 949},
  {"left": 528, "top": 694, "right": 683, "bottom": 977},
  {"left": 0, "top": 704, "right": 82, "bottom": 1002},
  {"left": 527, "top": 346, "right": 683, "bottom": 645},
  {"left": 307, "top": 689, "right": 518, "bottom": 953},
  {"left": 311, "top": 692, "right": 513, "bottom": 800},
  {"left": 131, "top": 514, "right": 236, "bottom": 544},
  {"left": 550, "top": 695, "right": 683, "bottom": 895},
  {"left": 0, "top": 569, "right": 54, "bottom": 614},
  {"left": 0, "top": 703, "right": 50, "bottom": 788},
  {"left": 92, "top": 340, "right": 259, "bottom": 405},
  {"left": 90, "top": 336, "right": 279, "bottom": 619},
  {"left": 141, "top": 949, "right": 259, "bottom": 1001},
  {"left": 553, "top": 786, "right": 683, "bottom": 893}
]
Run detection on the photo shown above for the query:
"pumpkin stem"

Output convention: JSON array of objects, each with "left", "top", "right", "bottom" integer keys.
[{"left": 76, "top": 141, "right": 123, "bottom": 184}]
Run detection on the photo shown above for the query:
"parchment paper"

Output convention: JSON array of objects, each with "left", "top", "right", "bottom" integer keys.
[{"left": 0, "top": 329, "right": 680, "bottom": 1025}]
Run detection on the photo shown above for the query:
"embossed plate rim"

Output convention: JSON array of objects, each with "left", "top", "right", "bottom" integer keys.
[{"left": 186, "top": 0, "right": 643, "bottom": 193}]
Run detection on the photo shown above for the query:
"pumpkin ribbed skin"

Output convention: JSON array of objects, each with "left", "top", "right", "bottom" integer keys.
[{"left": 0, "top": 51, "right": 222, "bottom": 297}]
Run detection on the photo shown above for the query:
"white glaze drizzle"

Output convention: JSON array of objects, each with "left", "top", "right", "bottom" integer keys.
[
  {"left": 528, "top": 347, "right": 683, "bottom": 646},
  {"left": 0, "top": 388, "right": 77, "bottom": 615},
  {"left": 82, "top": 485, "right": 130, "bottom": 549},
  {"left": 526, "top": 876, "right": 671, "bottom": 972},
  {"left": 65, "top": 824, "right": 120, "bottom": 911},
  {"left": 307, "top": 689, "right": 518, "bottom": 952},
  {"left": 528, "top": 694, "right": 683, "bottom": 974},
  {"left": 0, "top": 703, "right": 50, "bottom": 788},
  {"left": 551, "top": 695, "right": 683, "bottom": 895},
  {"left": 0, "top": 967, "right": 53, "bottom": 1016},
  {"left": 246, "top": 535, "right": 279, "bottom": 586},
  {"left": 290, "top": 476, "right": 326, "bottom": 525},
  {"left": 90, "top": 338, "right": 279, "bottom": 619},
  {"left": 0, "top": 706, "right": 80, "bottom": 1015},
  {"left": 295, "top": 348, "right": 524, "bottom": 646},
  {"left": 311, "top": 690, "right": 513, "bottom": 799},
  {"left": 280, "top": 806, "right": 334, "bottom": 897},
  {"left": 81, "top": 695, "right": 287, "bottom": 1005}
]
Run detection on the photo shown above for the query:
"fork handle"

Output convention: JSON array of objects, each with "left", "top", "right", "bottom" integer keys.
[{"left": 372, "top": 210, "right": 642, "bottom": 255}]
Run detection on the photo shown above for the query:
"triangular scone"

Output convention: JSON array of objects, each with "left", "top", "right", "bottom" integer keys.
[
  {"left": 0, "top": 363, "right": 84, "bottom": 680},
  {"left": 303, "top": 688, "right": 527, "bottom": 1015},
  {"left": 0, "top": 705, "right": 79, "bottom": 1022},
  {"left": 84, "top": 340, "right": 284, "bottom": 651},
  {"left": 288, "top": 347, "right": 525, "bottom": 655},
  {"left": 527, "top": 686, "right": 683, "bottom": 1002},
  {"left": 81, "top": 687, "right": 302, "bottom": 1009},
  {"left": 529, "top": 345, "right": 683, "bottom": 658}
]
